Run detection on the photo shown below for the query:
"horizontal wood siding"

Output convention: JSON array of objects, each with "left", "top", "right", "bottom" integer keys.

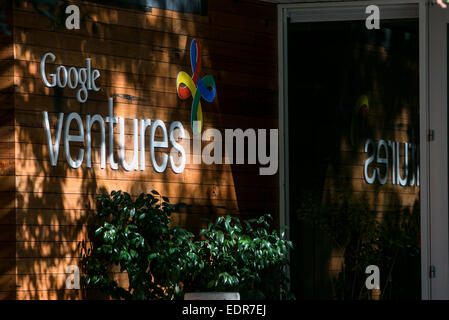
[{"left": 5, "top": 0, "right": 279, "bottom": 299}]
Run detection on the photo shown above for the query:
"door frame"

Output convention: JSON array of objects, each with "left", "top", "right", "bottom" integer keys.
[
  {"left": 427, "top": 3, "right": 449, "bottom": 300},
  {"left": 277, "top": 0, "right": 433, "bottom": 299}
]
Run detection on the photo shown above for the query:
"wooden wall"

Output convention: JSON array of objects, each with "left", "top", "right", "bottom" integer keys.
[
  {"left": 0, "top": 0, "right": 278, "bottom": 299},
  {"left": 0, "top": 6, "right": 16, "bottom": 299}
]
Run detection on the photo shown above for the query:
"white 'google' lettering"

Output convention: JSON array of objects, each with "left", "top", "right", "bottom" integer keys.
[{"left": 40, "top": 52, "right": 100, "bottom": 103}]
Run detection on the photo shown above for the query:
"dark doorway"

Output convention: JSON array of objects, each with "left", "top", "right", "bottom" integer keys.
[{"left": 288, "top": 19, "right": 421, "bottom": 300}]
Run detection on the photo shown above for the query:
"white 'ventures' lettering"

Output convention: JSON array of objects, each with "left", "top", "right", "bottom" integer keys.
[{"left": 42, "top": 99, "right": 187, "bottom": 174}]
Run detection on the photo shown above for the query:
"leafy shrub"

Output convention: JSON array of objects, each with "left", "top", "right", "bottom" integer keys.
[
  {"left": 81, "top": 191, "right": 294, "bottom": 300},
  {"left": 183, "top": 215, "right": 294, "bottom": 300},
  {"left": 81, "top": 190, "right": 192, "bottom": 300}
]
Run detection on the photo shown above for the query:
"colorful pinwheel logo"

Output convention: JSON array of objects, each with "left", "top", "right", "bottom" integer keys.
[{"left": 177, "top": 39, "right": 216, "bottom": 136}]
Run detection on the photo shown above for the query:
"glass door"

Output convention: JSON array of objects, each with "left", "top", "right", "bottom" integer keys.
[{"left": 280, "top": 2, "right": 424, "bottom": 300}]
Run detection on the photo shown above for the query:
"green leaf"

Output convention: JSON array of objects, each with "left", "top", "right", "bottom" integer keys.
[
  {"left": 217, "top": 232, "right": 224, "bottom": 244},
  {"left": 224, "top": 216, "right": 231, "bottom": 230},
  {"left": 148, "top": 253, "right": 159, "bottom": 260},
  {"left": 95, "top": 227, "right": 103, "bottom": 237}
]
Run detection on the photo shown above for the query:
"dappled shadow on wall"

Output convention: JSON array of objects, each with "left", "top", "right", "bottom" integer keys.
[
  {"left": 13, "top": 0, "right": 202, "bottom": 299},
  {"left": 12, "top": 0, "right": 278, "bottom": 299}
]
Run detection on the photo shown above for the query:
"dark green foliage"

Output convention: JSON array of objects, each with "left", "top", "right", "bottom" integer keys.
[
  {"left": 183, "top": 214, "right": 294, "bottom": 300},
  {"left": 81, "top": 191, "right": 193, "bottom": 300},
  {"left": 81, "top": 191, "right": 294, "bottom": 300}
]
